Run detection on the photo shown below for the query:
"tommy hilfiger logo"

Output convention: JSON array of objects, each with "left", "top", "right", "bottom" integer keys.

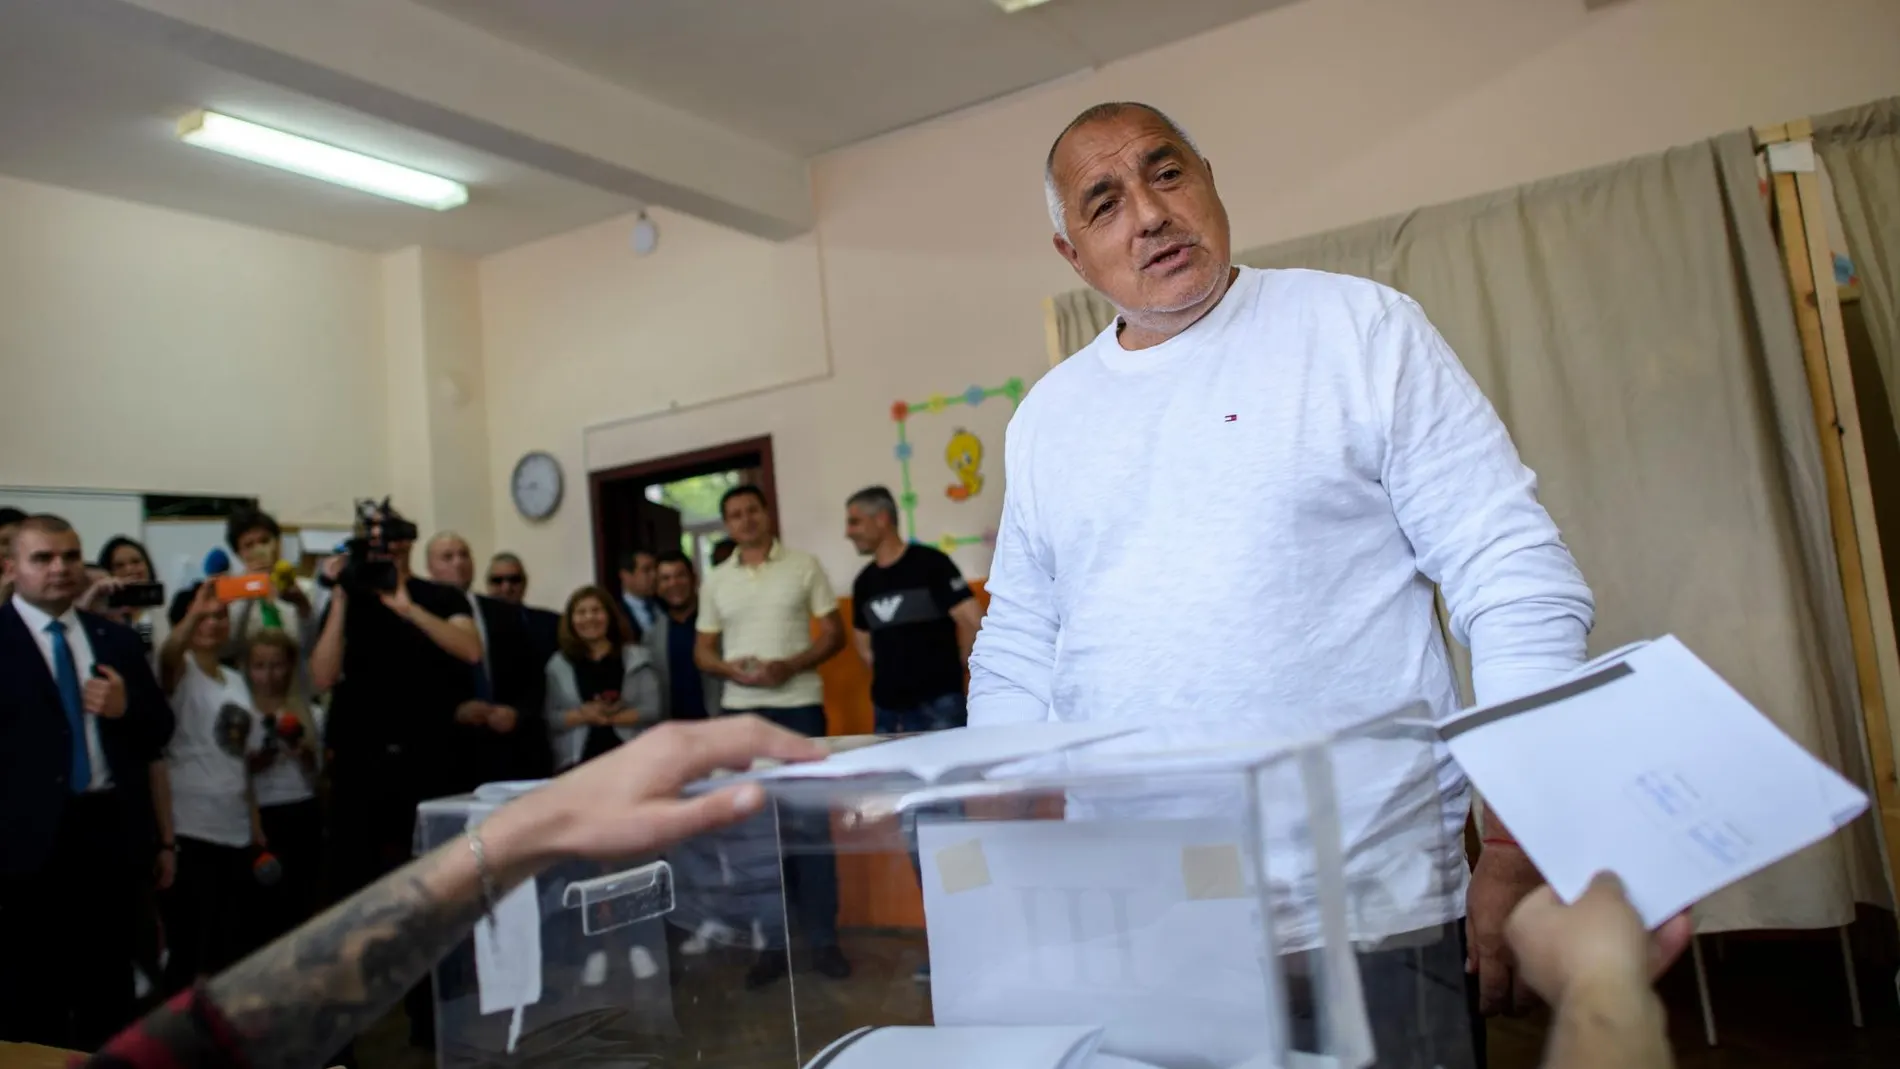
[{"left": 1224, "top": 414, "right": 1238, "bottom": 422}]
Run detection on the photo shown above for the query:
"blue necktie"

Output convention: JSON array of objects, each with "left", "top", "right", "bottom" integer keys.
[{"left": 47, "top": 620, "right": 92, "bottom": 793}]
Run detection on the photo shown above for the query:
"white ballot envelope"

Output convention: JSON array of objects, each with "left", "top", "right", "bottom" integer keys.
[
  {"left": 1440, "top": 636, "right": 1869, "bottom": 926},
  {"left": 919, "top": 819, "right": 1280, "bottom": 1069}
]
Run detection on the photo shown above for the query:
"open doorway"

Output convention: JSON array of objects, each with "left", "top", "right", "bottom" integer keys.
[{"left": 586, "top": 435, "right": 777, "bottom": 594}]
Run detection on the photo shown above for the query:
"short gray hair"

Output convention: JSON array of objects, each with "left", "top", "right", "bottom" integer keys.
[
  {"left": 1045, "top": 102, "right": 1201, "bottom": 240},
  {"left": 846, "top": 486, "right": 899, "bottom": 518}
]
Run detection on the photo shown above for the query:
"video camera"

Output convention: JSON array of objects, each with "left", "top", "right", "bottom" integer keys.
[{"left": 337, "top": 497, "right": 418, "bottom": 593}]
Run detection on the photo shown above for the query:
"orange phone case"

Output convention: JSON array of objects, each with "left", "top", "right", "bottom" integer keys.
[{"left": 214, "top": 573, "right": 273, "bottom": 602}]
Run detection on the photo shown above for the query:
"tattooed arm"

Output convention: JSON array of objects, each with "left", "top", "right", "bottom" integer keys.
[
  {"left": 205, "top": 810, "right": 510, "bottom": 1069},
  {"left": 85, "top": 717, "right": 825, "bottom": 1069}
]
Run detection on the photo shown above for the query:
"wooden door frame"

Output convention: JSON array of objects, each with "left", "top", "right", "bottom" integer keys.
[
  {"left": 586, "top": 435, "right": 777, "bottom": 588},
  {"left": 1757, "top": 118, "right": 1900, "bottom": 900}
]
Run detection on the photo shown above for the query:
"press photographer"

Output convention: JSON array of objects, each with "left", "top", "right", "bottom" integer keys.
[{"left": 310, "top": 499, "right": 482, "bottom": 902}]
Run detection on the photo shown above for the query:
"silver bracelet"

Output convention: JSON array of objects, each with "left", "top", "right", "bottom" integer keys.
[{"left": 467, "top": 826, "right": 500, "bottom": 920}]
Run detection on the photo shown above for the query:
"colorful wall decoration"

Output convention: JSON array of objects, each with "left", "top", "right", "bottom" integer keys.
[{"left": 889, "top": 378, "right": 1024, "bottom": 554}]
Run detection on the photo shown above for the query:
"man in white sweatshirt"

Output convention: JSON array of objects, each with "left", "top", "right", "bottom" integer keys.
[{"left": 969, "top": 102, "right": 1595, "bottom": 1064}]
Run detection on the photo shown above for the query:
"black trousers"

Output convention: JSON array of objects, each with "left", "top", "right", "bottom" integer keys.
[
  {"left": 160, "top": 835, "right": 259, "bottom": 993},
  {"left": 0, "top": 793, "right": 140, "bottom": 1051},
  {"left": 733, "top": 705, "right": 840, "bottom": 950},
  {"left": 327, "top": 752, "right": 429, "bottom": 903},
  {"left": 328, "top": 750, "right": 440, "bottom": 1050},
  {"left": 1286, "top": 922, "right": 1487, "bottom": 1069},
  {"left": 255, "top": 798, "right": 324, "bottom": 946}
]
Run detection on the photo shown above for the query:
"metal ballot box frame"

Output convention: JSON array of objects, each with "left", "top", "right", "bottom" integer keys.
[{"left": 415, "top": 707, "right": 1472, "bottom": 1069}]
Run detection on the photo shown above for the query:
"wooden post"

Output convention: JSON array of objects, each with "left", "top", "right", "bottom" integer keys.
[{"left": 1759, "top": 118, "right": 1900, "bottom": 896}]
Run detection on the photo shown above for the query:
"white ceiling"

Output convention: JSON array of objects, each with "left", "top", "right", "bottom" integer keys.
[
  {"left": 0, "top": 0, "right": 639, "bottom": 254},
  {"left": 0, "top": 0, "right": 1299, "bottom": 252},
  {"left": 409, "top": 0, "right": 1304, "bottom": 155}
]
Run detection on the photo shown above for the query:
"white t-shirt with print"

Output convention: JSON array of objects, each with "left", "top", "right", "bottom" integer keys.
[
  {"left": 166, "top": 658, "right": 257, "bottom": 848},
  {"left": 250, "top": 706, "right": 318, "bottom": 807}
]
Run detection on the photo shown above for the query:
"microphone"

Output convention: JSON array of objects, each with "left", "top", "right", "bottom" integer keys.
[
  {"left": 252, "top": 850, "right": 283, "bottom": 887},
  {"left": 203, "top": 548, "right": 231, "bottom": 578}
]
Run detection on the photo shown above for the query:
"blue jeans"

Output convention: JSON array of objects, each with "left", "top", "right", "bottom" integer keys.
[
  {"left": 729, "top": 705, "right": 839, "bottom": 948},
  {"left": 874, "top": 693, "right": 968, "bottom": 881}
]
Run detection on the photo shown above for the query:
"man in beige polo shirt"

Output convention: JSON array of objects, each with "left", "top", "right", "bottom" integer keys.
[{"left": 694, "top": 483, "right": 849, "bottom": 983}]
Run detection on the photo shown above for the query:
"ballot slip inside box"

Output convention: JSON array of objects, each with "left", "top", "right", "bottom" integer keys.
[
  {"left": 1438, "top": 636, "right": 1868, "bottom": 927},
  {"left": 799, "top": 1024, "right": 1108, "bottom": 1069},
  {"left": 732, "top": 721, "right": 1146, "bottom": 787}
]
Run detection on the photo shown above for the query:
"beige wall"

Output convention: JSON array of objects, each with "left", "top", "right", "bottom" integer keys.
[
  {"left": 384, "top": 248, "right": 495, "bottom": 555},
  {"left": 479, "top": 207, "right": 830, "bottom": 593},
  {"left": 0, "top": 173, "right": 386, "bottom": 527},
  {"left": 481, "top": 0, "right": 1900, "bottom": 601}
]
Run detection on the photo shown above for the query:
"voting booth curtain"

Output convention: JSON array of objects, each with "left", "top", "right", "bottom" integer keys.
[
  {"left": 1046, "top": 129, "right": 1887, "bottom": 933},
  {"left": 1814, "top": 98, "right": 1900, "bottom": 447}
]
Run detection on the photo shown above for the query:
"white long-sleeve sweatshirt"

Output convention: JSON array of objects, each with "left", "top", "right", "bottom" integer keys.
[{"left": 969, "top": 268, "right": 1594, "bottom": 929}]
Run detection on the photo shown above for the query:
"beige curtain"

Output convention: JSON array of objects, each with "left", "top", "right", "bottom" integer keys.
[
  {"left": 1045, "top": 133, "right": 1887, "bottom": 930},
  {"left": 1814, "top": 98, "right": 1900, "bottom": 441},
  {"left": 1049, "top": 288, "right": 1117, "bottom": 361}
]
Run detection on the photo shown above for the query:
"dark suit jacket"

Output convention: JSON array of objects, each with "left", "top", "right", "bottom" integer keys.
[
  {"left": 644, "top": 611, "right": 723, "bottom": 721},
  {"left": 520, "top": 604, "right": 560, "bottom": 668},
  {"left": 0, "top": 601, "right": 174, "bottom": 876},
  {"left": 469, "top": 594, "right": 552, "bottom": 782}
]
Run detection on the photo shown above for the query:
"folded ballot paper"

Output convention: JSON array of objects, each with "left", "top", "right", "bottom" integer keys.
[
  {"left": 800, "top": 1025, "right": 1120, "bottom": 1069},
  {"left": 1440, "top": 636, "right": 1869, "bottom": 927},
  {"left": 744, "top": 721, "right": 1144, "bottom": 785}
]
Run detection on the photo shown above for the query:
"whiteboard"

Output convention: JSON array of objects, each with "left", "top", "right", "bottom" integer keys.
[
  {"left": 0, "top": 487, "right": 144, "bottom": 564},
  {"left": 142, "top": 520, "right": 230, "bottom": 593}
]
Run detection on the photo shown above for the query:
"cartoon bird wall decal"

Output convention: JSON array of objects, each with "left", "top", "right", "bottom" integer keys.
[{"left": 945, "top": 427, "right": 984, "bottom": 501}]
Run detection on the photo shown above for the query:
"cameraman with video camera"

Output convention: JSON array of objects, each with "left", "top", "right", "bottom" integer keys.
[{"left": 310, "top": 501, "right": 482, "bottom": 905}]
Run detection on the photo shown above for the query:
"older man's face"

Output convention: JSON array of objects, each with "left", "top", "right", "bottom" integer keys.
[
  {"left": 427, "top": 537, "right": 475, "bottom": 592},
  {"left": 1050, "top": 110, "right": 1230, "bottom": 323}
]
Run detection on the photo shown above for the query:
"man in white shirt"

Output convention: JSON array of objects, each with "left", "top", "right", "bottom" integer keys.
[
  {"left": 0, "top": 514, "right": 174, "bottom": 1049},
  {"left": 970, "top": 102, "right": 1594, "bottom": 1064}
]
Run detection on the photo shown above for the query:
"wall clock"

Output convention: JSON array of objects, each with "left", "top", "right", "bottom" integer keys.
[{"left": 511, "top": 451, "right": 564, "bottom": 521}]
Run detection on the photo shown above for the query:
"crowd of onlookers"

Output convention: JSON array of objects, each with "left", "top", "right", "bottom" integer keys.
[{"left": 0, "top": 480, "right": 982, "bottom": 1054}]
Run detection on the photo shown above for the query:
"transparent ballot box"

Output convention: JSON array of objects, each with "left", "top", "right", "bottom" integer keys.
[{"left": 415, "top": 710, "right": 1473, "bottom": 1069}]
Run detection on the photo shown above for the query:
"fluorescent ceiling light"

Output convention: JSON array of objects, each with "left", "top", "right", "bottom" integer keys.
[
  {"left": 993, "top": 0, "right": 1055, "bottom": 11},
  {"left": 176, "top": 110, "right": 468, "bottom": 211}
]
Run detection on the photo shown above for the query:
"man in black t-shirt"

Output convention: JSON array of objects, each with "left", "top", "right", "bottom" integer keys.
[
  {"left": 310, "top": 509, "right": 483, "bottom": 902},
  {"left": 847, "top": 487, "right": 984, "bottom": 983},
  {"left": 845, "top": 487, "right": 984, "bottom": 735}
]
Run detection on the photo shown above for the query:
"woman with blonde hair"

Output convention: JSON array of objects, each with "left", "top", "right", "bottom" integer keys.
[
  {"left": 243, "top": 629, "right": 321, "bottom": 940},
  {"left": 546, "top": 585, "right": 662, "bottom": 771}
]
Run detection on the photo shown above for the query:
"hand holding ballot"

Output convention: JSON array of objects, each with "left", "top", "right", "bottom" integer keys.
[
  {"left": 1445, "top": 636, "right": 1869, "bottom": 927},
  {"left": 1507, "top": 874, "right": 1694, "bottom": 1003}
]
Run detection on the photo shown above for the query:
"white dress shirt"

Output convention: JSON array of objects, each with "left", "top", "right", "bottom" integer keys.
[
  {"left": 13, "top": 594, "right": 113, "bottom": 791},
  {"left": 622, "top": 592, "right": 659, "bottom": 636},
  {"left": 462, "top": 589, "right": 495, "bottom": 694}
]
